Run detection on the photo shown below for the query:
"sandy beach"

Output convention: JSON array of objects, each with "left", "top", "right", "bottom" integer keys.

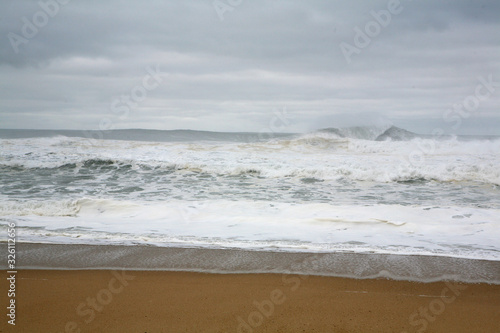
[{"left": 1, "top": 269, "right": 499, "bottom": 333}]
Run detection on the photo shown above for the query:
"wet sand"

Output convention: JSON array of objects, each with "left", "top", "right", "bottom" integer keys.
[
  {"left": 1, "top": 269, "right": 499, "bottom": 333},
  {"left": 8, "top": 242, "right": 500, "bottom": 284}
]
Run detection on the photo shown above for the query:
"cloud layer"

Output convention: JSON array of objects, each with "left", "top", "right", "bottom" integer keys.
[{"left": 1, "top": 0, "right": 499, "bottom": 134}]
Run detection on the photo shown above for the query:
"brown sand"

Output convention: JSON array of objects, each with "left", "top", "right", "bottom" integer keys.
[{"left": 1, "top": 270, "right": 499, "bottom": 333}]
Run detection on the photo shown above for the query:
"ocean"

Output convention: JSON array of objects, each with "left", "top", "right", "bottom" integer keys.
[{"left": 1, "top": 126, "right": 499, "bottom": 281}]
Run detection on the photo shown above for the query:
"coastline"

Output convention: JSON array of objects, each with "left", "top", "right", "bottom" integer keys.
[
  {"left": 2, "top": 270, "right": 500, "bottom": 332},
  {"left": 2, "top": 243, "right": 500, "bottom": 331},
  {"left": 2, "top": 242, "right": 500, "bottom": 284}
]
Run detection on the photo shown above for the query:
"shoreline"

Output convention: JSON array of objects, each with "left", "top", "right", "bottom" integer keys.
[
  {"left": 1, "top": 269, "right": 500, "bottom": 332},
  {"left": 2, "top": 242, "right": 500, "bottom": 284}
]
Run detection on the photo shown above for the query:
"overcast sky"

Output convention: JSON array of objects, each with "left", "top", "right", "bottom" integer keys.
[{"left": 1, "top": 0, "right": 499, "bottom": 134}]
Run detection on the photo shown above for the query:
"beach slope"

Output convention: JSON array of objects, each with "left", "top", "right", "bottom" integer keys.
[{"left": 2, "top": 270, "right": 499, "bottom": 333}]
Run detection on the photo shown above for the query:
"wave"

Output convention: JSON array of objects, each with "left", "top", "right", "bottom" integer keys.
[
  {"left": 0, "top": 198, "right": 157, "bottom": 218},
  {"left": 0, "top": 199, "right": 80, "bottom": 217},
  {"left": 1, "top": 156, "right": 499, "bottom": 186},
  {"left": 2, "top": 127, "right": 499, "bottom": 185},
  {"left": 1, "top": 199, "right": 500, "bottom": 262}
]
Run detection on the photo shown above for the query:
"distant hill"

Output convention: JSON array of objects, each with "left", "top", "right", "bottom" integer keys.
[
  {"left": 316, "top": 125, "right": 421, "bottom": 141},
  {"left": 375, "top": 126, "right": 419, "bottom": 141},
  {"left": 318, "top": 125, "right": 391, "bottom": 141}
]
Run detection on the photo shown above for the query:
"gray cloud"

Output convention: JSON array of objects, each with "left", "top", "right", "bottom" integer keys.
[{"left": 0, "top": 0, "right": 499, "bottom": 134}]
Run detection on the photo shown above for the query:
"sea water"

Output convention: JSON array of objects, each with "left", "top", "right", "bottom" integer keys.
[{"left": 1, "top": 127, "right": 499, "bottom": 262}]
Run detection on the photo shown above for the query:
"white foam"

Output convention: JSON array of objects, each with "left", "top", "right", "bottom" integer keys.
[
  {"left": 2, "top": 136, "right": 499, "bottom": 185},
  {"left": 0, "top": 200, "right": 80, "bottom": 216},
  {"left": 2, "top": 199, "right": 499, "bottom": 260}
]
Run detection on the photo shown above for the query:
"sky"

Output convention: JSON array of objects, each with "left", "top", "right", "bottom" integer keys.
[{"left": 0, "top": 0, "right": 499, "bottom": 135}]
